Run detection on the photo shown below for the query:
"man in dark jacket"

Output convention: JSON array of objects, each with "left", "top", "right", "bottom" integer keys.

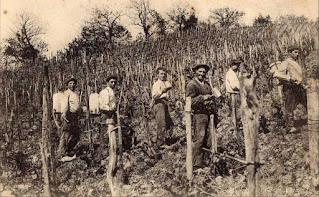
[{"left": 186, "top": 64, "right": 215, "bottom": 167}]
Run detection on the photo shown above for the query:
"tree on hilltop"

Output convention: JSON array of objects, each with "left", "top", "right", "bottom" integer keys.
[
  {"left": 4, "top": 12, "right": 47, "bottom": 63},
  {"left": 209, "top": 7, "right": 245, "bottom": 28}
]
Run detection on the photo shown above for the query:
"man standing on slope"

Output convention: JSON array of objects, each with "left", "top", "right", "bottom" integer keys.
[
  {"left": 58, "top": 77, "right": 81, "bottom": 159},
  {"left": 272, "top": 45, "right": 306, "bottom": 133},
  {"left": 97, "top": 75, "right": 118, "bottom": 160},
  {"left": 225, "top": 59, "right": 242, "bottom": 129},
  {"left": 186, "top": 64, "right": 216, "bottom": 168},
  {"left": 151, "top": 67, "right": 173, "bottom": 149}
]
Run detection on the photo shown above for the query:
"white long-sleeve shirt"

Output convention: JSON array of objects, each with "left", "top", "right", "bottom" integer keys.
[
  {"left": 225, "top": 68, "right": 240, "bottom": 94},
  {"left": 62, "top": 89, "right": 80, "bottom": 113},
  {"left": 274, "top": 58, "right": 303, "bottom": 83},
  {"left": 151, "top": 79, "right": 172, "bottom": 100},
  {"left": 99, "top": 87, "right": 116, "bottom": 111}
]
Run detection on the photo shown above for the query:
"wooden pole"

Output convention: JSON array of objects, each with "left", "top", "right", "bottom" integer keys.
[
  {"left": 239, "top": 69, "right": 260, "bottom": 197},
  {"left": 307, "top": 78, "right": 319, "bottom": 187},
  {"left": 209, "top": 115, "right": 217, "bottom": 153},
  {"left": 40, "top": 64, "right": 51, "bottom": 197},
  {"left": 185, "top": 97, "right": 193, "bottom": 180},
  {"left": 231, "top": 94, "right": 237, "bottom": 129},
  {"left": 106, "top": 118, "right": 120, "bottom": 196},
  {"left": 117, "top": 81, "right": 125, "bottom": 159},
  {"left": 85, "top": 60, "right": 93, "bottom": 156}
]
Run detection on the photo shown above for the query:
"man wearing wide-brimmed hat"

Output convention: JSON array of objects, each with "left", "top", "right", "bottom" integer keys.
[
  {"left": 273, "top": 44, "right": 306, "bottom": 133},
  {"left": 58, "top": 76, "right": 81, "bottom": 158},
  {"left": 186, "top": 64, "right": 216, "bottom": 168},
  {"left": 151, "top": 67, "right": 173, "bottom": 149}
]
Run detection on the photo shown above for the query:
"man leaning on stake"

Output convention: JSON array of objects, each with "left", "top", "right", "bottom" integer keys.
[
  {"left": 97, "top": 75, "right": 117, "bottom": 159},
  {"left": 58, "top": 77, "right": 81, "bottom": 159},
  {"left": 186, "top": 64, "right": 215, "bottom": 168},
  {"left": 272, "top": 44, "right": 307, "bottom": 133},
  {"left": 151, "top": 67, "right": 173, "bottom": 148}
]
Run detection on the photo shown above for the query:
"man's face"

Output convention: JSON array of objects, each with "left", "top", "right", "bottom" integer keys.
[
  {"left": 108, "top": 79, "right": 117, "bottom": 89},
  {"left": 68, "top": 81, "right": 76, "bottom": 91},
  {"left": 158, "top": 70, "right": 167, "bottom": 81},
  {"left": 231, "top": 64, "right": 239, "bottom": 72},
  {"left": 290, "top": 49, "right": 299, "bottom": 60},
  {"left": 195, "top": 68, "right": 207, "bottom": 81}
]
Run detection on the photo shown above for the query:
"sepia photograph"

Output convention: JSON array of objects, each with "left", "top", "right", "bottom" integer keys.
[{"left": 0, "top": 0, "right": 318, "bottom": 196}]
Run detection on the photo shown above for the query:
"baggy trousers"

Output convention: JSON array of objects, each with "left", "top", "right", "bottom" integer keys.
[
  {"left": 192, "top": 113, "right": 209, "bottom": 166},
  {"left": 97, "top": 110, "right": 116, "bottom": 159},
  {"left": 153, "top": 100, "right": 173, "bottom": 145},
  {"left": 58, "top": 113, "right": 80, "bottom": 156}
]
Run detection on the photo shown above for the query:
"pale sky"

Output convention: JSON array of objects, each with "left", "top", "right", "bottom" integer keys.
[{"left": 1, "top": 0, "right": 318, "bottom": 55}]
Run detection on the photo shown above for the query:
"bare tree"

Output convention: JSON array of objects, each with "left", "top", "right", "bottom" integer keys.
[
  {"left": 87, "top": 7, "right": 130, "bottom": 46},
  {"left": 152, "top": 11, "right": 167, "bottom": 37},
  {"left": 167, "top": 3, "right": 189, "bottom": 31},
  {"left": 209, "top": 7, "right": 245, "bottom": 28},
  {"left": 4, "top": 12, "right": 47, "bottom": 62},
  {"left": 130, "top": 0, "right": 157, "bottom": 40}
]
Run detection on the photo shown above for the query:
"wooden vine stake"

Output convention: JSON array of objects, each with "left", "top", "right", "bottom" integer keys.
[
  {"left": 209, "top": 115, "right": 217, "bottom": 153},
  {"left": 106, "top": 118, "right": 120, "bottom": 196},
  {"left": 208, "top": 70, "right": 219, "bottom": 153},
  {"left": 239, "top": 67, "right": 260, "bottom": 197},
  {"left": 40, "top": 65, "right": 51, "bottom": 197},
  {"left": 185, "top": 97, "right": 193, "bottom": 180},
  {"left": 307, "top": 78, "right": 319, "bottom": 187},
  {"left": 231, "top": 94, "right": 237, "bottom": 129}
]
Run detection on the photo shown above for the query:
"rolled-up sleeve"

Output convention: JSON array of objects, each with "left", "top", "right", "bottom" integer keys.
[{"left": 274, "top": 61, "right": 290, "bottom": 81}]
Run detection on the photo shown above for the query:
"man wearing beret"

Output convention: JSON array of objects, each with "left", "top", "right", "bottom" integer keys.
[
  {"left": 58, "top": 77, "right": 81, "bottom": 158},
  {"left": 186, "top": 64, "right": 216, "bottom": 168},
  {"left": 97, "top": 75, "right": 118, "bottom": 159},
  {"left": 151, "top": 67, "right": 173, "bottom": 148},
  {"left": 273, "top": 45, "right": 306, "bottom": 132}
]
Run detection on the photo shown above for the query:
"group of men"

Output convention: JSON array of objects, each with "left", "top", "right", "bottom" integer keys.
[
  {"left": 57, "top": 75, "right": 118, "bottom": 159},
  {"left": 57, "top": 44, "right": 306, "bottom": 166}
]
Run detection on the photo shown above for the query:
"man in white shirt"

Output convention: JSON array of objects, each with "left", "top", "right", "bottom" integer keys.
[
  {"left": 151, "top": 67, "right": 173, "bottom": 148},
  {"left": 225, "top": 59, "right": 242, "bottom": 129},
  {"left": 272, "top": 45, "right": 306, "bottom": 132},
  {"left": 58, "top": 77, "right": 81, "bottom": 158},
  {"left": 99, "top": 75, "right": 117, "bottom": 119},
  {"left": 97, "top": 75, "right": 117, "bottom": 160}
]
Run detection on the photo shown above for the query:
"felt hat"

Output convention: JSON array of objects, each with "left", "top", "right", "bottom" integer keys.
[
  {"left": 106, "top": 75, "right": 118, "bottom": 82},
  {"left": 66, "top": 77, "right": 77, "bottom": 84},
  {"left": 230, "top": 59, "right": 242, "bottom": 66},
  {"left": 287, "top": 45, "right": 300, "bottom": 52},
  {"left": 192, "top": 64, "right": 210, "bottom": 72}
]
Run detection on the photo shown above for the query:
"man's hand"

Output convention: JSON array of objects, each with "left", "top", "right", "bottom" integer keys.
[{"left": 203, "top": 94, "right": 213, "bottom": 101}]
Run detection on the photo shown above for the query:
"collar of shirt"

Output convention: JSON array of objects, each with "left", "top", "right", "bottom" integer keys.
[{"left": 106, "top": 86, "right": 114, "bottom": 94}]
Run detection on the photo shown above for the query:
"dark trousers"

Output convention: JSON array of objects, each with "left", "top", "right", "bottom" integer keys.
[
  {"left": 283, "top": 83, "right": 307, "bottom": 127},
  {"left": 193, "top": 113, "right": 209, "bottom": 166},
  {"left": 58, "top": 113, "right": 80, "bottom": 156},
  {"left": 153, "top": 100, "right": 173, "bottom": 145},
  {"left": 97, "top": 110, "right": 116, "bottom": 159}
]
